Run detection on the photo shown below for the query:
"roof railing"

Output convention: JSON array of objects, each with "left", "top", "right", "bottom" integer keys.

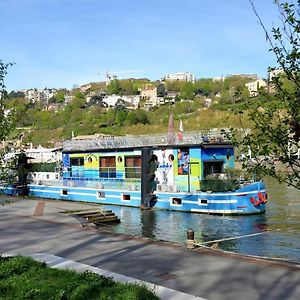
[{"left": 63, "top": 129, "right": 233, "bottom": 152}]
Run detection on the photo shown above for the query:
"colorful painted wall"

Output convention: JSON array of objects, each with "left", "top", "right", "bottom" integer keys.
[
  {"left": 62, "top": 150, "right": 141, "bottom": 189},
  {"left": 201, "top": 147, "right": 234, "bottom": 172},
  {"left": 173, "top": 147, "right": 201, "bottom": 192},
  {"left": 62, "top": 145, "right": 234, "bottom": 193}
]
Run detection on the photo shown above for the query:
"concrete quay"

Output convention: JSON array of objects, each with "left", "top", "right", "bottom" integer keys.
[{"left": 0, "top": 196, "right": 299, "bottom": 300}]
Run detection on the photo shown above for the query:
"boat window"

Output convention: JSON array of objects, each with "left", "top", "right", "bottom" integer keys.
[
  {"left": 70, "top": 157, "right": 84, "bottom": 166},
  {"left": 125, "top": 156, "right": 141, "bottom": 178},
  {"left": 171, "top": 197, "right": 182, "bottom": 205},
  {"left": 203, "top": 161, "right": 223, "bottom": 178},
  {"left": 99, "top": 156, "right": 116, "bottom": 178},
  {"left": 97, "top": 191, "right": 105, "bottom": 199},
  {"left": 168, "top": 154, "right": 174, "bottom": 162},
  {"left": 70, "top": 157, "right": 84, "bottom": 178},
  {"left": 61, "top": 189, "right": 68, "bottom": 196},
  {"left": 122, "top": 194, "right": 131, "bottom": 201},
  {"left": 200, "top": 199, "right": 208, "bottom": 205}
]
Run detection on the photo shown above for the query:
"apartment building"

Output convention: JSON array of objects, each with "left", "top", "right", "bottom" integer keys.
[
  {"left": 161, "top": 72, "right": 196, "bottom": 83},
  {"left": 24, "top": 88, "right": 57, "bottom": 103}
]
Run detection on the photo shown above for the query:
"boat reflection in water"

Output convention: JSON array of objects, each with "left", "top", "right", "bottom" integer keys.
[{"left": 100, "top": 177, "right": 300, "bottom": 264}]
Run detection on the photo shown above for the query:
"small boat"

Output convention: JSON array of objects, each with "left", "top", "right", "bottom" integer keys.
[{"left": 3, "top": 130, "right": 267, "bottom": 215}]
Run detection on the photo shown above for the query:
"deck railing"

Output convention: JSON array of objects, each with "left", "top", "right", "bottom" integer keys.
[{"left": 63, "top": 129, "right": 233, "bottom": 152}]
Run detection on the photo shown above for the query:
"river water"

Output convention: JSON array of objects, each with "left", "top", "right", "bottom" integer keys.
[{"left": 101, "top": 177, "right": 300, "bottom": 264}]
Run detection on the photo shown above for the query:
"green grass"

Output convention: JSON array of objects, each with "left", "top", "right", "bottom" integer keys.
[{"left": 0, "top": 256, "right": 159, "bottom": 300}]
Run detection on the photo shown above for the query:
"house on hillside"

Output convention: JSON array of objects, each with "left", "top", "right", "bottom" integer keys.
[
  {"left": 140, "top": 84, "right": 159, "bottom": 110},
  {"left": 268, "top": 68, "right": 284, "bottom": 93},
  {"left": 268, "top": 68, "right": 284, "bottom": 82},
  {"left": 80, "top": 83, "right": 92, "bottom": 93},
  {"left": 64, "top": 94, "right": 73, "bottom": 103},
  {"left": 245, "top": 79, "right": 267, "bottom": 97},
  {"left": 103, "top": 95, "right": 140, "bottom": 108},
  {"left": 140, "top": 84, "right": 157, "bottom": 100}
]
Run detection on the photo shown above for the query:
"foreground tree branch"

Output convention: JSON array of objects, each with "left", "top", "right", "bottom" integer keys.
[
  {"left": 0, "top": 60, "right": 15, "bottom": 182},
  {"left": 229, "top": 1, "right": 300, "bottom": 189}
]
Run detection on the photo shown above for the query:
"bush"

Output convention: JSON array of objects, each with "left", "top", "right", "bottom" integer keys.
[{"left": 201, "top": 179, "right": 239, "bottom": 192}]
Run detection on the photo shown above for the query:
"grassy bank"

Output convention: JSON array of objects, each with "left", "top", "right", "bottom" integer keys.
[{"left": 0, "top": 256, "right": 159, "bottom": 300}]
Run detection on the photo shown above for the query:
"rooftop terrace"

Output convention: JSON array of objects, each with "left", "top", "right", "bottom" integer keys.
[{"left": 63, "top": 129, "right": 234, "bottom": 152}]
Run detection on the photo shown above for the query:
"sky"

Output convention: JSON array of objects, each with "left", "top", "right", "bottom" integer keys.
[{"left": 0, "top": 0, "right": 281, "bottom": 91}]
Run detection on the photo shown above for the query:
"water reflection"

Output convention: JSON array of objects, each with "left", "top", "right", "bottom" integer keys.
[
  {"left": 101, "top": 177, "right": 300, "bottom": 263},
  {"left": 141, "top": 209, "right": 157, "bottom": 238}
]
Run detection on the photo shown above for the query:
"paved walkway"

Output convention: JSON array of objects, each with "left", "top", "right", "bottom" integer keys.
[{"left": 1, "top": 196, "right": 300, "bottom": 300}]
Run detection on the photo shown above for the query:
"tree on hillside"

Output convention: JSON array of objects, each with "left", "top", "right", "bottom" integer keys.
[
  {"left": 195, "top": 78, "right": 218, "bottom": 96},
  {"left": 164, "top": 80, "right": 184, "bottom": 92},
  {"left": 229, "top": 1, "right": 300, "bottom": 189},
  {"left": 0, "top": 60, "right": 14, "bottom": 142},
  {"left": 50, "top": 90, "right": 66, "bottom": 104},
  {"left": 6, "top": 90, "right": 25, "bottom": 100},
  {"left": 115, "top": 109, "right": 128, "bottom": 126},
  {"left": 106, "top": 79, "right": 122, "bottom": 95},
  {"left": 68, "top": 95, "right": 86, "bottom": 110},
  {"left": 0, "top": 60, "right": 15, "bottom": 181},
  {"left": 157, "top": 83, "right": 166, "bottom": 97},
  {"left": 179, "top": 82, "right": 195, "bottom": 100},
  {"left": 119, "top": 80, "right": 136, "bottom": 95},
  {"left": 6, "top": 98, "right": 29, "bottom": 127},
  {"left": 125, "top": 109, "right": 150, "bottom": 125}
]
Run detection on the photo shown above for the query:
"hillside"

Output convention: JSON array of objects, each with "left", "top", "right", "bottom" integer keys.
[
  {"left": 5, "top": 76, "right": 259, "bottom": 146},
  {"left": 10, "top": 103, "right": 251, "bottom": 147}
]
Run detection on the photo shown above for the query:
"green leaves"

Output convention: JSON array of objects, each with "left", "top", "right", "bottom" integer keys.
[
  {"left": 106, "top": 79, "right": 122, "bottom": 95},
  {"left": 234, "top": 1, "right": 300, "bottom": 189}
]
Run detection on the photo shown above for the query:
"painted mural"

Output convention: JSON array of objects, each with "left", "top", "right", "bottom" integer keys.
[
  {"left": 62, "top": 146, "right": 233, "bottom": 193},
  {"left": 154, "top": 148, "right": 174, "bottom": 188},
  {"left": 177, "top": 148, "right": 190, "bottom": 175}
]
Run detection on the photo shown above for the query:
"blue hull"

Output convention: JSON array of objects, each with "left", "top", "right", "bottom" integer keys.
[
  {"left": 155, "top": 182, "right": 267, "bottom": 214},
  {"left": 0, "top": 181, "right": 267, "bottom": 215}
]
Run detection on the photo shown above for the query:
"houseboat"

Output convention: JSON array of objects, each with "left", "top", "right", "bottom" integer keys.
[{"left": 3, "top": 131, "right": 267, "bottom": 214}]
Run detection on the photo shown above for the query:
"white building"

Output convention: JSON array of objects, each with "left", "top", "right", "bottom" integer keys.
[
  {"left": 245, "top": 79, "right": 267, "bottom": 97},
  {"left": 25, "top": 145, "right": 62, "bottom": 164},
  {"left": 268, "top": 68, "right": 284, "bottom": 82},
  {"left": 103, "top": 95, "right": 140, "bottom": 108},
  {"left": 161, "top": 72, "right": 196, "bottom": 83},
  {"left": 144, "top": 96, "right": 161, "bottom": 110},
  {"left": 64, "top": 94, "right": 73, "bottom": 103},
  {"left": 228, "top": 74, "right": 259, "bottom": 80},
  {"left": 24, "top": 88, "right": 57, "bottom": 103},
  {"left": 3, "top": 146, "right": 62, "bottom": 184}
]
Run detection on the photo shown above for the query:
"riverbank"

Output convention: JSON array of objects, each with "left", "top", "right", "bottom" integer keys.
[{"left": 0, "top": 196, "right": 299, "bottom": 300}]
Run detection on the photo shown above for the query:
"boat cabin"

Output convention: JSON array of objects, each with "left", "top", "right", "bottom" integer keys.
[{"left": 62, "top": 131, "right": 234, "bottom": 193}]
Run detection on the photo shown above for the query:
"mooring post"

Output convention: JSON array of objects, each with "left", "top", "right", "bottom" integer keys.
[{"left": 186, "top": 228, "right": 195, "bottom": 249}]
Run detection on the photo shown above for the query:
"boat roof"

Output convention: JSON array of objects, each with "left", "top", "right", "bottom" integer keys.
[{"left": 63, "top": 130, "right": 232, "bottom": 153}]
